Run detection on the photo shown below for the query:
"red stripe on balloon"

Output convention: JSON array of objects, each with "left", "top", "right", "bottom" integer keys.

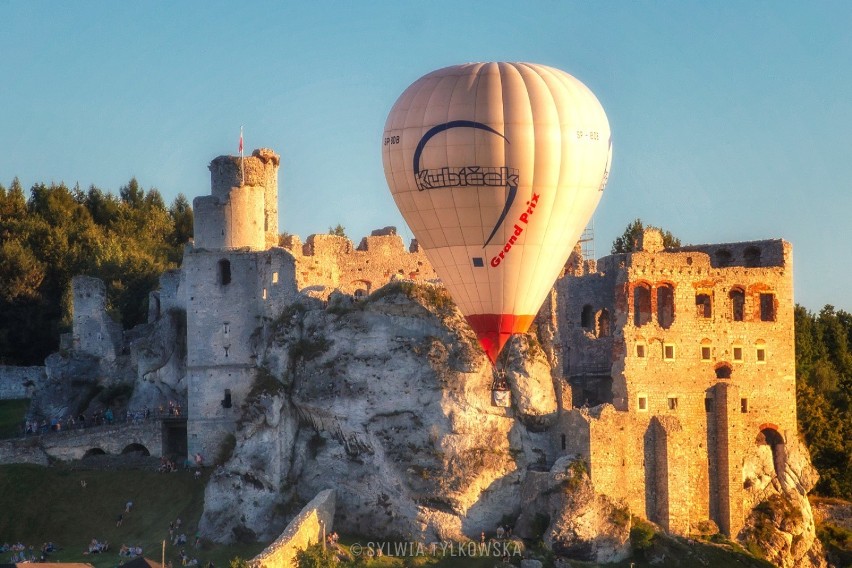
[{"left": 465, "top": 313, "right": 537, "bottom": 364}]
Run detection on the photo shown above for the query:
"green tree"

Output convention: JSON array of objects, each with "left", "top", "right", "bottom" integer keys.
[
  {"left": 295, "top": 543, "right": 338, "bottom": 568},
  {"left": 611, "top": 218, "right": 682, "bottom": 254},
  {"left": 328, "top": 224, "right": 347, "bottom": 238},
  {"left": 0, "top": 177, "right": 187, "bottom": 364},
  {"left": 795, "top": 305, "right": 852, "bottom": 498},
  {"left": 169, "top": 194, "right": 194, "bottom": 249}
]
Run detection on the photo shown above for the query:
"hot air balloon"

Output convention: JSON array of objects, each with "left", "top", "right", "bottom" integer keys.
[{"left": 382, "top": 62, "right": 612, "bottom": 368}]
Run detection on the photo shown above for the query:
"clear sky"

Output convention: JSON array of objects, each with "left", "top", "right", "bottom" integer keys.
[{"left": 1, "top": 1, "right": 850, "bottom": 312}]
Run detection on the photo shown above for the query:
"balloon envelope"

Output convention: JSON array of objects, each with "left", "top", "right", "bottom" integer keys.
[{"left": 382, "top": 62, "right": 611, "bottom": 363}]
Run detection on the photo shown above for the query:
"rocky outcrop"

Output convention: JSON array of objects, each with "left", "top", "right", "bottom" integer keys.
[
  {"left": 516, "top": 456, "right": 631, "bottom": 564},
  {"left": 201, "top": 282, "right": 554, "bottom": 543},
  {"left": 740, "top": 437, "right": 826, "bottom": 568}
]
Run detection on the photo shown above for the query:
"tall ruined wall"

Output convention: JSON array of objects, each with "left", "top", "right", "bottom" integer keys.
[
  {"left": 553, "top": 232, "right": 796, "bottom": 537},
  {"left": 72, "top": 275, "right": 123, "bottom": 360},
  {"left": 281, "top": 230, "right": 438, "bottom": 296},
  {"left": 184, "top": 247, "right": 298, "bottom": 459}
]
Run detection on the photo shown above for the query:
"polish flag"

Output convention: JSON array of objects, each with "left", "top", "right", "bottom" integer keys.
[{"left": 239, "top": 127, "right": 244, "bottom": 155}]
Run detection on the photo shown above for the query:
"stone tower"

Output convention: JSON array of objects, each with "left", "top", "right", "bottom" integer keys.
[
  {"left": 185, "top": 148, "right": 297, "bottom": 460},
  {"left": 194, "top": 148, "right": 280, "bottom": 251}
]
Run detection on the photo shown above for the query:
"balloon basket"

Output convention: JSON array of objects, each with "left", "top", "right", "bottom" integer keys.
[{"left": 491, "top": 388, "right": 511, "bottom": 408}]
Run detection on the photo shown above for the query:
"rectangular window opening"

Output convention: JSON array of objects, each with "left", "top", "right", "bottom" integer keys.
[
  {"left": 733, "top": 346, "right": 743, "bottom": 362},
  {"left": 701, "top": 346, "right": 711, "bottom": 361},
  {"left": 272, "top": 272, "right": 279, "bottom": 284},
  {"left": 740, "top": 398, "right": 749, "bottom": 413},
  {"left": 756, "top": 347, "right": 766, "bottom": 362},
  {"left": 664, "top": 344, "right": 675, "bottom": 361},
  {"left": 760, "top": 293, "right": 776, "bottom": 322},
  {"left": 638, "top": 396, "right": 648, "bottom": 411},
  {"left": 636, "top": 344, "right": 646, "bottom": 358},
  {"left": 667, "top": 397, "right": 678, "bottom": 410}
]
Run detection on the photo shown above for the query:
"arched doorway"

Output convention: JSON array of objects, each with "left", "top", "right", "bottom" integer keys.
[
  {"left": 758, "top": 427, "right": 786, "bottom": 479},
  {"left": 83, "top": 448, "right": 106, "bottom": 458},
  {"left": 121, "top": 443, "right": 150, "bottom": 456}
]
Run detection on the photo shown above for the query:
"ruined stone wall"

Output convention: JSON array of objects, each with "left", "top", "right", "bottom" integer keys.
[
  {"left": 183, "top": 247, "right": 298, "bottom": 459},
  {"left": 72, "top": 275, "right": 123, "bottom": 360},
  {"left": 149, "top": 269, "right": 185, "bottom": 323},
  {"left": 281, "top": 232, "right": 438, "bottom": 297},
  {"left": 252, "top": 489, "right": 336, "bottom": 568},
  {"left": 0, "top": 366, "right": 45, "bottom": 399},
  {"left": 554, "top": 232, "right": 796, "bottom": 537}
]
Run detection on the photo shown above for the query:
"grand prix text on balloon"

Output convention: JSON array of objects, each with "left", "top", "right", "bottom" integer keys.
[{"left": 490, "top": 193, "right": 540, "bottom": 268}]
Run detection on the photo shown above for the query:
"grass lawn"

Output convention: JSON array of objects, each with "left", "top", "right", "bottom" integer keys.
[
  {"left": 0, "top": 463, "right": 264, "bottom": 568},
  {"left": 0, "top": 399, "right": 29, "bottom": 438},
  {"left": 0, "top": 462, "right": 780, "bottom": 568}
]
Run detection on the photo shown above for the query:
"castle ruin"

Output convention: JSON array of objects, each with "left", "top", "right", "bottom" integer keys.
[
  {"left": 12, "top": 147, "right": 802, "bottom": 544},
  {"left": 553, "top": 230, "right": 795, "bottom": 537}
]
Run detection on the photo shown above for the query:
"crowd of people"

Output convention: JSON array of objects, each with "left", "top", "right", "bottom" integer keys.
[
  {"left": 2, "top": 542, "right": 59, "bottom": 563},
  {"left": 18, "top": 401, "right": 185, "bottom": 437}
]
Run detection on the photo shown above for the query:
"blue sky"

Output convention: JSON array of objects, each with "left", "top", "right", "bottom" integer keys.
[{"left": 1, "top": 1, "right": 850, "bottom": 312}]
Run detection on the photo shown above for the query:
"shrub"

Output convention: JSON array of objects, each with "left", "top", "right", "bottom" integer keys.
[
  {"left": 630, "top": 516, "right": 656, "bottom": 552},
  {"left": 610, "top": 504, "right": 630, "bottom": 528},
  {"left": 246, "top": 367, "right": 284, "bottom": 401},
  {"left": 290, "top": 336, "right": 331, "bottom": 361},
  {"left": 296, "top": 543, "right": 338, "bottom": 568}
]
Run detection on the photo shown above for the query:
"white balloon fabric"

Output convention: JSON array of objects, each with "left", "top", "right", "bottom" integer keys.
[{"left": 382, "top": 62, "right": 611, "bottom": 364}]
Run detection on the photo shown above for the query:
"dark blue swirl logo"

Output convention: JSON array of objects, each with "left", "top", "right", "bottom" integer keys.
[{"left": 413, "top": 120, "right": 518, "bottom": 248}]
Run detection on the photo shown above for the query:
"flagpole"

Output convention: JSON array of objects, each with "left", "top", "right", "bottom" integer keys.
[{"left": 239, "top": 126, "right": 245, "bottom": 186}]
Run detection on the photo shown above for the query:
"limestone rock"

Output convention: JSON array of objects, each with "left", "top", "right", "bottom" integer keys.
[
  {"left": 516, "top": 456, "right": 630, "bottom": 564},
  {"left": 740, "top": 438, "right": 827, "bottom": 568},
  {"left": 545, "top": 458, "right": 631, "bottom": 564},
  {"left": 202, "top": 283, "right": 550, "bottom": 543},
  {"left": 503, "top": 336, "right": 557, "bottom": 427}
]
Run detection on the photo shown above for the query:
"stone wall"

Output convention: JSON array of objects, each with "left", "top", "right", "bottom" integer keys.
[
  {"left": 72, "top": 276, "right": 123, "bottom": 360},
  {"left": 184, "top": 245, "right": 299, "bottom": 459},
  {"left": 0, "top": 421, "right": 161, "bottom": 464},
  {"left": 252, "top": 489, "right": 336, "bottom": 568},
  {"left": 0, "top": 366, "right": 45, "bottom": 399},
  {"left": 281, "top": 230, "right": 438, "bottom": 297}
]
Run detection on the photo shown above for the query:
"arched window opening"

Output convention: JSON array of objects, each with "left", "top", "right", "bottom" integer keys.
[
  {"left": 758, "top": 428, "right": 786, "bottom": 479},
  {"left": 715, "top": 364, "right": 732, "bottom": 379},
  {"left": 696, "top": 293, "right": 712, "bottom": 318},
  {"left": 729, "top": 288, "right": 745, "bottom": 321},
  {"left": 657, "top": 284, "right": 675, "bottom": 329},
  {"left": 633, "top": 284, "right": 652, "bottom": 327},
  {"left": 760, "top": 293, "right": 776, "bottom": 322},
  {"left": 581, "top": 304, "right": 595, "bottom": 329},
  {"left": 218, "top": 259, "right": 231, "bottom": 285},
  {"left": 716, "top": 249, "right": 733, "bottom": 267},
  {"left": 744, "top": 246, "right": 761, "bottom": 268},
  {"left": 597, "top": 309, "right": 611, "bottom": 337}
]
